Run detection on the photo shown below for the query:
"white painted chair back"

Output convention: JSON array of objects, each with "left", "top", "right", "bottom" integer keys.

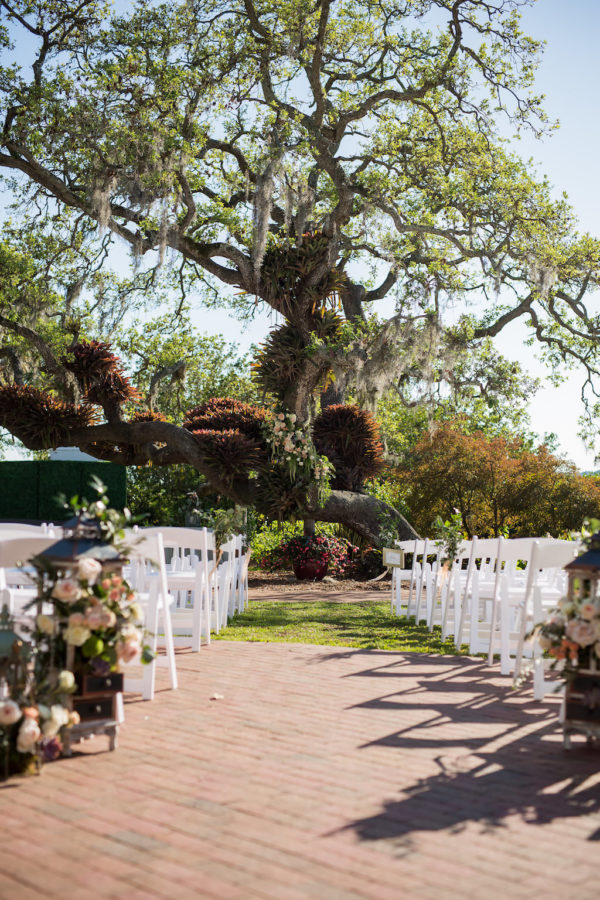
[
  {"left": 433, "top": 540, "right": 471, "bottom": 637},
  {"left": 138, "top": 526, "right": 216, "bottom": 651},
  {"left": 122, "top": 531, "right": 178, "bottom": 700},
  {"left": 487, "top": 537, "right": 537, "bottom": 665},
  {"left": 454, "top": 537, "right": 501, "bottom": 647},
  {"left": 408, "top": 539, "right": 430, "bottom": 621},
  {"left": 385, "top": 541, "right": 416, "bottom": 616},
  {"left": 511, "top": 539, "right": 581, "bottom": 690}
]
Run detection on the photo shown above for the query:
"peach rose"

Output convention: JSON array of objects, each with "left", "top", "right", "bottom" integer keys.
[
  {"left": 77, "top": 557, "right": 102, "bottom": 583},
  {"left": 52, "top": 579, "right": 81, "bottom": 604},
  {"left": 566, "top": 618, "right": 597, "bottom": 647}
]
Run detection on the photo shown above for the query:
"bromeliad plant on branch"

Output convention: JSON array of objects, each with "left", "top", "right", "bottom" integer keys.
[{"left": 2, "top": 0, "right": 600, "bottom": 541}]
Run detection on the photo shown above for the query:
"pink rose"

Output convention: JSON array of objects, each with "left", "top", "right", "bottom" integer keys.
[
  {"left": 109, "top": 588, "right": 121, "bottom": 602},
  {"left": 580, "top": 603, "right": 598, "bottom": 621},
  {"left": 85, "top": 607, "right": 104, "bottom": 629},
  {"left": 100, "top": 609, "right": 117, "bottom": 628},
  {"left": 566, "top": 618, "right": 597, "bottom": 647},
  {"left": 68, "top": 612, "right": 85, "bottom": 627},
  {"left": 117, "top": 637, "right": 141, "bottom": 662}
]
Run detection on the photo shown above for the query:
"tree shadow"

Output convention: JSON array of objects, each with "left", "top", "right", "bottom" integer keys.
[
  {"left": 315, "top": 651, "right": 600, "bottom": 842},
  {"left": 343, "top": 734, "right": 600, "bottom": 842}
]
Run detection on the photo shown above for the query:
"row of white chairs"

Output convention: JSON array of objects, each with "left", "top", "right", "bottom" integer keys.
[
  {"left": 0, "top": 524, "right": 250, "bottom": 704},
  {"left": 388, "top": 536, "right": 581, "bottom": 698}
]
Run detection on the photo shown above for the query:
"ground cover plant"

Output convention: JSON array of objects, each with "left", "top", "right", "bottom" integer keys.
[{"left": 215, "top": 600, "right": 468, "bottom": 654}]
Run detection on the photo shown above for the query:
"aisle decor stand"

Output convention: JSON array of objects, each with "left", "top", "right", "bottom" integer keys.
[
  {"left": 35, "top": 513, "right": 128, "bottom": 755},
  {"left": 562, "top": 534, "right": 600, "bottom": 748}
]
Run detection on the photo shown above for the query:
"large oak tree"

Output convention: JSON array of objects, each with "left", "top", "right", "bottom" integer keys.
[{"left": 0, "top": 0, "right": 599, "bottom": 541}]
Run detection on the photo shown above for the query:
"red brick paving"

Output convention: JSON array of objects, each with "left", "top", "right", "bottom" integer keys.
[{"left": 1, "top": 642, "right": 599, "bottom": 899}]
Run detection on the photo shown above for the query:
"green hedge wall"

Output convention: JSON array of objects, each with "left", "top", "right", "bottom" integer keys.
[{"left": 0, "top": 462, "right": 126, "bottom": 522}]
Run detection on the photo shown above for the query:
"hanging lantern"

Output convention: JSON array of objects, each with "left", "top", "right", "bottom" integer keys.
[
  {"left": 0, "top": 604, "right": 29, "bottom": 698},
  {"left": 33, "top": 514, "right": 127, "bottom": 576}
]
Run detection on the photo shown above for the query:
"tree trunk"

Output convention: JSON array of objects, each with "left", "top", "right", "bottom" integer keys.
[{"left": 303, "top": 518, "right": 316, "bottom": 537}]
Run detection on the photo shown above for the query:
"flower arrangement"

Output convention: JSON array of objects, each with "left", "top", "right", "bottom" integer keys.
[
  {"left": 264, "top": 409, "right": 333, "bottom": 502},
  {"left": 0, "top": 602, "right": 79, "bottom": 777},
  {"left": 535, "top": 594, "right": 600, "bottom": 679},
  {"left": 0, "top": 480, "right": 151, "bottom": 777}
]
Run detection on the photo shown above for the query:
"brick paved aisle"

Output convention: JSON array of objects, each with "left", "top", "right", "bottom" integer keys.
[{"left": 1, "top": 643, "right": 599, "bottom": 899}]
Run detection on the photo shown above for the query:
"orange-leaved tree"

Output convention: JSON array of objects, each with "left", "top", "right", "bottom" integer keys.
[{"left": 396, "top": 422, "right": 600, "bottom": 538}]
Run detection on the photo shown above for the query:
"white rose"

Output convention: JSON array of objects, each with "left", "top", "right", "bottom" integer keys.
[
  {"left": 58, "top": 670, "right": 75, "bottom": 692},
  {"left": 50, "top": 705, "right": 70, "bottom": 729},
  {"left": 16, "top": 717, "right": 41, "bottom": 753},
  {"left": 36, "top": 613, "right": 57, "bottom": 635},
  {"left": 0, "top": 700, "right": 22, "bottom": 726},
  {"left": 289, "top": 414, "right": 297, "bottom": 423},
  {"left": 77, "top": 557, "right": 102, "bottom": 583},
  {"left": 52, "top": 579, "right": 82, "bottom": 604},
  {"left": 566, "top": 618, "right": 596, "bottom": 647},
  {"left": 128, "top": 602, "right": 143, "bottom": 623},
  {"left": 64, "top": 623, "right": 91, "bottom": 646},
  {"left": 42, "top": 719, "right": 60, "bottom": 739}
]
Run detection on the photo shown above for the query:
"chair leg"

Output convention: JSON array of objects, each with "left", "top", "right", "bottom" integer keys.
[
  {"left": 159, "top": 593, "right": 178, "bottom": 690},
  {"left": 500, "top": 585, "right": 512, "bottom": 675}
]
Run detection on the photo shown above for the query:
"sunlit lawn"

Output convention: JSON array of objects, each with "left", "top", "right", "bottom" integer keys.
[{"left": 215, "top": 600, "right": 469, "bottom": 653}]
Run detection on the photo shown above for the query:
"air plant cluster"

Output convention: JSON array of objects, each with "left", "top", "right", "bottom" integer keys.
[
  {"left": 312, "top": 404, "right": 385, "bottom": 492},
  {"left": 62, "top": 340, "right": 140, "bottom": 407},
  {"left": 183, "top": 398, "right": 271, "bottom": 484},
  {"left": 260, "top": 232, "right": 345, "bottom": 321},
  {"left": 0, "top": 384, "right": 98, "bottom": 449},
  {"left": 252, "top": 311, "right": 341, "bottom": 399}
]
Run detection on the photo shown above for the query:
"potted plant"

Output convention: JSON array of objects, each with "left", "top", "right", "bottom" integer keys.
[{"left": 282, "top": 534, "right": 337, "bottom": 581}]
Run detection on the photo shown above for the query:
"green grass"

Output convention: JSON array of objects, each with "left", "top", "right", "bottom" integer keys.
[{"left": 214, "top": 600, "right": 469, "bottom": 653}]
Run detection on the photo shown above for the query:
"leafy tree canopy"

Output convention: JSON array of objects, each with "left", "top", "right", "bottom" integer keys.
[{"left": 397, "top": 421, "right": 600, "bottom": 538}]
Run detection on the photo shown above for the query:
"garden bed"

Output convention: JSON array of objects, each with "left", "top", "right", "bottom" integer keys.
[{"left": 248, "top": 571, "right": 391, "bottom": 593}]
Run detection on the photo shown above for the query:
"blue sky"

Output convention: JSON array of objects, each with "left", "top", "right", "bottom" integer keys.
[{"left": 3, "top": 0, "right": 599, "bottom": 467}]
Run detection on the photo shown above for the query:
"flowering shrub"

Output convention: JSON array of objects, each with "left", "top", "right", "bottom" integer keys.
[{"left": 259, "top": 533, "right": 365, "bottom": 577}]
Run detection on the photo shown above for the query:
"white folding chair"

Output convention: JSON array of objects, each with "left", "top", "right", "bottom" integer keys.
[
  {"left": 486, "top": 538, "right": 537, "bottom": 667},
  {"left": 123, "top": 531, "right": 178, "bottom": 700},
  {"left": 511, "top": 539, "right": 581, "bottom": 690},
  {"left": 430, "top": 540, "right": 471, "bottom": 634},
  {"left": 453, "top": 537, "right": 501, "bottom": 649},
  {"left": 216, "top": 537, "right": 236, "bottom": 631},
  {"left": 139, "top": 526, "right": 215, "bottom": 651},
  {"left": 385, "top": 541, "right": 415, "bottom": 617},
  {"left": 408, "top": 539, "right": 429, "bottom": 621}
]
